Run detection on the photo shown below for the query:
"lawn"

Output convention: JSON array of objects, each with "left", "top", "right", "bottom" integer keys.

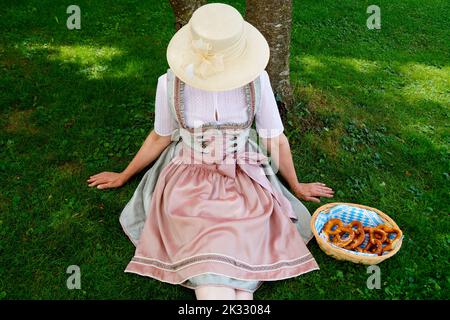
[{"left": 0, "top": 0, "right": 448, "bottom": 299}]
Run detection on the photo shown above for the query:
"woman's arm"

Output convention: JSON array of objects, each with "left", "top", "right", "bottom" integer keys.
[
  {"left": 87, "top": 130, "right": 172, "bottom": 189},
  {"left": 260, "top": 133, "right": 334, "bottom": 203}
]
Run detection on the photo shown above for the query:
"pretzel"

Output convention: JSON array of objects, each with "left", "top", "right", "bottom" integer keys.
[
  {"left": 367, "top": 239, "right": 383, "bottom": 255},
  {"left": 377, "top": 224, "right": 401, "bottom": 243},
  {"left": 332, "top": 226, "right": 355, "bottom": 247},
  {"left": 345, "top": 221, "right": 365, "bottom": 249},
  {"left": 370, "top": 228, "right": 387, "bottom": 243},
  {"left": 323, "top": 218, "right": 344, "bottom": 236},
  {"left": 348, "top": 220, "right": 363, "bottom": 231}
]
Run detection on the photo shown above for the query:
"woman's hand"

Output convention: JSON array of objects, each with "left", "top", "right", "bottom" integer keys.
[
  {"left": 291, "top": 182, "right": 334, "bottom": 203},
  {"left": 87, "top": 172, "right": 128, "bottom": 189}
]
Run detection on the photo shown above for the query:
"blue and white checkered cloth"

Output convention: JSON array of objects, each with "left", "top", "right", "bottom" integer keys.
[{"left": 315, "top": 204, "right": 394, "bottom": 256}]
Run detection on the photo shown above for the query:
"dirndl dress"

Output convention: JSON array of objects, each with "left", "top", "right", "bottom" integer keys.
[{"left": 120, "top": 69, "right": 319, "bottom": 293}]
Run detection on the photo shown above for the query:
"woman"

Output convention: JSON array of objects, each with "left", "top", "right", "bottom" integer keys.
[{"left": 87, "top": 3, "right": 334, "bottom": 300}]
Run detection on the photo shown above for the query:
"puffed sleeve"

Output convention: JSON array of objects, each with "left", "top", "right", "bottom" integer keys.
[
  {"left": 153, "top": 74, "right": 179, "bottom": 136},
  {"left": 255, "top": 70, "right": 285, "bottom": 138}
]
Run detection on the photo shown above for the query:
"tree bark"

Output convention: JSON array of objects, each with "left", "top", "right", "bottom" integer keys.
[
  {"left": 168, "top": 0, "right": 207, "bottom": 31},
  {"left": 245, "top": 0, "right": 293, "bottom": 122}
]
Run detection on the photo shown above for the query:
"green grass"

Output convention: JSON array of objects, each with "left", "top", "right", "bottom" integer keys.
[{"left": 0, "top": 0, "right": 448, "bottom": 299}]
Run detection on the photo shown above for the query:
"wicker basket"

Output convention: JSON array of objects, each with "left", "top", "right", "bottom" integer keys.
[{"left": 311, "top": 202, "right": 403, "bottom": 265}]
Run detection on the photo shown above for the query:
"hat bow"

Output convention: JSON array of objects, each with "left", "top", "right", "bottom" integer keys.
[{"left": 184, "top": 38, "right": 225, "bottom": 79}]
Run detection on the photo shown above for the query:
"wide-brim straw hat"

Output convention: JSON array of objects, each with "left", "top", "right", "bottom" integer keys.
[{"left": 166, "top": 2, "right": 270, "bottom": 92}]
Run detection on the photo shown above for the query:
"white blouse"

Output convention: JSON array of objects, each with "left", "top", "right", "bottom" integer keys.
[{"left": 154, "top": 70, "right": 284, "bottom": 138}]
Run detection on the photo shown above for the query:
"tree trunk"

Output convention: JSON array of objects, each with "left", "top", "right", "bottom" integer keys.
[
  {"left": 245, "top": 0, "right": 293, "bottom": 123},
  {"left": 168, "top": 0, "right": 207, "bottom": 31}
]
